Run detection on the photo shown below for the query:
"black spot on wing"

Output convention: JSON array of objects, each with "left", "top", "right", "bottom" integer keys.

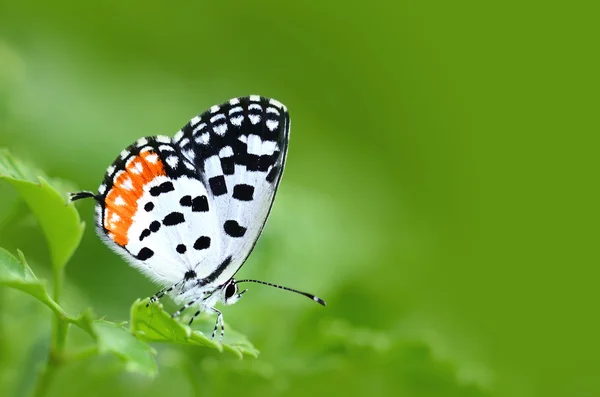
[
  {"left": 139, "top": 229, "right": 151, "bottom": 241},
  {"left": 150, "top": 181, "right": 174, "bottom": 196},
  {"left": 259, "top": 155, "right": 273, "bottom": 171},
  {"left": 179, "top": 195, "right": 192, "bottom": 206},
  {"left": 224, "top": 220, "right": 247, "bottom": 237},
  {"left": 149, "top": 221, "right": 161, "bottom": 232},
  {"left": 246, "top": 154, "right": 258, "bottom": 171},
  {"left": 208, "top": 176, "right": 227, "bottom": 196},
  {"left": 266, "top": 165, "right": 280, "bottom": 183},
  {"left": 220, "top": 157, "right": 235, "bottom": 175},
  {"left": 136, "top": 247, "right": 154, "bottom": 260},
  {"left": 180, "top": 194, "right": 208, "bottom": 211},
  {"left": 194, "top": 236, "right": 211, "bottom": 250},
  {"left": 163, "top": 212, "right": 185, "bottom": 226},
  {"left": 176, "top": 244, "right": 187, "bottom": 254},
  {"left": 192, "top": 195, "right": 209, "bottom": 212},
  {"left": 233, "top": 184, "right": 254, "bottom": 201},
  {"left": 144, "top": 202, "right": 154, "bottom": 212}
]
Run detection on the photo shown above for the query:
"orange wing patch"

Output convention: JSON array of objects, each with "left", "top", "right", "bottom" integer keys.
[{"left": 104, "top": 151, "right": 166, "bottom": 246}]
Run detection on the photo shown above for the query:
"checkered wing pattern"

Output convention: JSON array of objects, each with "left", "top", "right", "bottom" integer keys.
[{"left": 173, "top": 95, "right": 290, "bottom": 286}]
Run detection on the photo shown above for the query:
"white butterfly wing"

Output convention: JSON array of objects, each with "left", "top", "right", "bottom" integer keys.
[
  {"left": 92, "top": 136, "right": 221, "bottom": 286},
  {"left": 175, "top": 96, "right": 290, "bottom": 286}
]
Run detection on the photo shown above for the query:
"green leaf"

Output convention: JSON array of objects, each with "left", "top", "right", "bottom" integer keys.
[
  {"left": 0, "top": 247, "right": 36, "bottom": 281},
  {"left": 0, "top": 248, "right": 155, "bottom": 375},
  {"left": 130, "top": 298, "right": 259, "bottom": 359},
  {"left": 70, "top": 307, "right": 97, "bottom": 336},
  {"left": 91, "top": 320, "right": 157, "bottom": 377},
  {"left": 0, "top": 247, "right": 66, "bottom": 317},
  {"left": 0, "top": 149, "right": 85, "bottom": 271}
]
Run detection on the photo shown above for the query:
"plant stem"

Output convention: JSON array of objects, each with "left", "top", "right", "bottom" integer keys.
[
  {"left": 52, "top": 267, "right": 63, "bottom": 310},
  {"left": 52, "top": 268, "right": 69, "bottom": 350},
  {"left": 31, "top": 359, "right": 59, "bottom": 397},
  {"left": 29, "top": 268, "right": 69, "bottom": 397}
]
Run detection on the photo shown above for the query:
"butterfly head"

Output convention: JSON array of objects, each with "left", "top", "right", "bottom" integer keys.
[{"left": 219, "top": 278, "right": 248, "bottom": 306}]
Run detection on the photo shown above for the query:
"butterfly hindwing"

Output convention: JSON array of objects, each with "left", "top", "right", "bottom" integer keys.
[
  {"left": 94, "top": 136, "right": 221, "bottom": 285},
  {"left": 174, "top": 95, "right": 290, "bottom": 285}
]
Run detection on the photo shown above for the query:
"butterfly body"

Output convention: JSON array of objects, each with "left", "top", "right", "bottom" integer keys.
[{"left": 72, "top": 95, "right": 324, "bottom": 339}]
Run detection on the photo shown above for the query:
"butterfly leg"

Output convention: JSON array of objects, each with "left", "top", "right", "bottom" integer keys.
[
  {"left": 171, "top": 296, "right": 203, "bottom": 318},
  {"left": 147, "top": 282, "right": 181, "bottom": 307},
  {"left": 188, "top": 307, "right": 203, "bottom": 326},
  {"left": 219, "top": 311, "right": 225, "bottom": 340},
  {"left": 206, "top": 307, "right": 224, "bottom": 341}
]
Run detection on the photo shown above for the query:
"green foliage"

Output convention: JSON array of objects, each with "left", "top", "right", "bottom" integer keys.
[
  {"left": 0, "top": 149, "right": 84, "bottom": 271},
  {"left": 131, "top": 299, "right": 259, "bottom": 359},
  {"left": 0, "top": 247, "right": 63, "bottom": 318},
  {"left": 0, "top": 149, "right": 258, "bottom": 397},
  {"left": 91, "top": 321, "right": 157, "bottom": 376}
]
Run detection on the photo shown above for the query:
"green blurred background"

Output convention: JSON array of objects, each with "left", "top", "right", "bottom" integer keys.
[{"left": 0, "top": 1, "right": 597, "bottom": 396}]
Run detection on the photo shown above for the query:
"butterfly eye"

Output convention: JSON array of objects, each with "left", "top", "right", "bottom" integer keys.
[{"left": 225, "top": 282, "right": 237, "bottom": 300}]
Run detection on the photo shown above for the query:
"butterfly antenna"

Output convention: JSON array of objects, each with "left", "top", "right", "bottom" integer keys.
[
  {"left": 235, "top": 279, "right": 326, "bottom": 306},
  {"left": 69, "top": 191, "right": 98, "bottom": 202}
]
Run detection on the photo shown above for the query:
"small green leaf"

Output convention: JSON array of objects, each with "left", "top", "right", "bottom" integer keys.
[
  {"left": 130, "top": 298, "right": 259, "bottom": 359},
  {"left": 70, "top": 307, "right": 97, "bottom": 336},
  {"left": 0, "top": 149, "right": 85, "bottom": 271},
  {"left": 0, "top": 247, "right": 35, "bottom": 281},
  {"left": 0, "top": 247, "right": 65, "bottom": 317},
  {"left": 91, "top": 320, "right": 157, "bottom": 377}
]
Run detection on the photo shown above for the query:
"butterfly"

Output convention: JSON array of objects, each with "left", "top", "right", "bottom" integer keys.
[{"left": 71, "top": 95, "right": 325, "bottom": 340}]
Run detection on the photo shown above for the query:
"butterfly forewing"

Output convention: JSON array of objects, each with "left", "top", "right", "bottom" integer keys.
[{"left": 174, "top": 96, "right": 290, "bottom": 285}]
